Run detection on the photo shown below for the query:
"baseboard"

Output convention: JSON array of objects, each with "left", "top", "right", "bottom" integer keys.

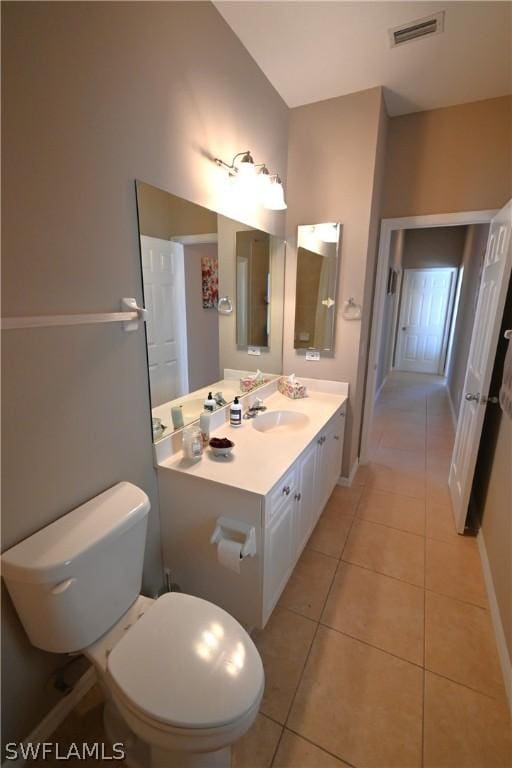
[
  {"left": 2, "top": 667, "right": 97, "bottom": 767},
  {"left": 337, "top": 457, "right": 359, "bottom": 487},
  {"left": 477, "top": 530, "right": 512, "bottom": 714},
  {"left": 447, "top": 386, "right": 458, "bottom": 430}
]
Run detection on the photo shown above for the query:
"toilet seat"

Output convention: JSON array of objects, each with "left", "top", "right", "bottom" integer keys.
[{"left": 106, "top": 592, "right": 264, "bottom": 732}]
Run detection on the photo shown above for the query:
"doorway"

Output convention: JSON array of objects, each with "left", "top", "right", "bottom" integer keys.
[{"left": 361, "top": 209, "right": 497, "bottom": 467}]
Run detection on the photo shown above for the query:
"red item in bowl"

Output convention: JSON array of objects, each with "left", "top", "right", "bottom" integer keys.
[{"left": 209, "top": 437, "right": 234, "bottom": 449}]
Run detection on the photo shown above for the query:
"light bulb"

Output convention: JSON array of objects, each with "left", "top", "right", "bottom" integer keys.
[{"left": 236, "top": 151, "right": 256, "bottom": 179}]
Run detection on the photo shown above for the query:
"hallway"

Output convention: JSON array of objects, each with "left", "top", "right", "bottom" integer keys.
[
  {"left": 35, "top": 374, "right": 511, "bottom": 768},
  {"left": 243, "top": 372, "right": 511, "bottom": 767}
]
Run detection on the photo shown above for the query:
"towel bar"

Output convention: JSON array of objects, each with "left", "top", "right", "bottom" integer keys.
[{"left": 1, "top": 298, "right": 147, "bottom": 332}]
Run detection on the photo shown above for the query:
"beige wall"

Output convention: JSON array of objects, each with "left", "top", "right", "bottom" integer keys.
[
  {"left": 382, "top": 96, "right": 512, "bottom": 218},
  {"left": 284, "top": 87, "right": 388, "bottom": 476},
  {"left": 1, "top": 0, "right": 288, "bottom": 749},
  {"left": 184, "top": 243, "right": 220, "bottom": 392},
  {"left": 447, "top": 224, "right": 490, "bottom": 415},
  {"left": 481, "top": 415, "right": 512, "bottom": 661},
  {"left": 474, "top": 281, "right": 512, "bottom": 663},
  {"left": 137, "top": 182, "right": 218, "bottom": 240},
  {"left": 402, "top": 226, "right": 468, "bottom": 269}
]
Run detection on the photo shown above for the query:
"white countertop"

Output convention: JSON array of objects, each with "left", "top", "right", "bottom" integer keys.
[{"left": 158, "top": 386, "right": 348, "bottom": 497}]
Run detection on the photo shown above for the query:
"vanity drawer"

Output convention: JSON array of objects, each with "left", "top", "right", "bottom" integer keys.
[{"left": 265, "top": 467, "right": 298, "bottom": 523}]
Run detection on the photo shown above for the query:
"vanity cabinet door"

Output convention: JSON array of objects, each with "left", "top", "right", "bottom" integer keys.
[
  {"left": 295, "top": 442, "right": 317, "bottom": 558},
  {"left": 324, "top": 410, "right": 345, "bottom": 494},
  {"left": 263, "top": 495, "right": 295, "bottom": 621},
  {"left": 314, "top": 409, "right": 346, "bottom": 517}
]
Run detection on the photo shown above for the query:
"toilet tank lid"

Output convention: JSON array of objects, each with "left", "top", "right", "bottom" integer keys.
[{"left": 1, "top": 482, "right": 150, "bottom": 584}]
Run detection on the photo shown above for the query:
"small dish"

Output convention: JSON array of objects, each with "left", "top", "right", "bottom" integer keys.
[{"left": 209, "top": 437, "right": 235, "bottom": 458}]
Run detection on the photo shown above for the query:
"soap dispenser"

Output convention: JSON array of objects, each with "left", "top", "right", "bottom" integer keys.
[
  {"left": 230, "top": 396, "right": 242, "bottom": 427},
  {"left": 204, "top": 392, "right": 216, "bottom": 412}
]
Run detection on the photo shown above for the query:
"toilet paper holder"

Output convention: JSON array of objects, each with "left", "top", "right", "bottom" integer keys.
[{"left": 210, "top": 517, "right": 257, "bottom": 559}]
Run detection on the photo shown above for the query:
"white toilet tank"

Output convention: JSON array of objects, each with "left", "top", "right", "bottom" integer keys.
[{"left": 1, "top": 482, "right": 150, "bottom": 654}]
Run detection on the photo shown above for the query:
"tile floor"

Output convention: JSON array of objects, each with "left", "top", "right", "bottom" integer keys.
[{"left": 38, "top": 373, "right": 511, "bottom": 767}]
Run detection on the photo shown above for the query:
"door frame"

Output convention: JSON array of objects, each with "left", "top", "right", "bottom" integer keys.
[
  {"left": 394, "top": 267, "right": 458, "bottom": 376},
  {"left": 360, "top": 209, "right": 498, "bottom": 465}
]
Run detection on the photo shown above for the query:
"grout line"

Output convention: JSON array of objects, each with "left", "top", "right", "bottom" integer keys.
[
  {"left": 424, "top": 586, "right": 489, "bottom": 612},
  {"left": 352, "top": 514, "right": 426, "bottom": 539},
  {"left": 278, "top": 726, "right": 359, "bottom": 768},
  {"left": 423, "top": 669, "right": 510, "bottom": 705},
  {"left": 317, "top": 621, "right": 425, "bottom": 671},
  {"left": 340, "top": 556, "right": 424, "bottom": 590}
]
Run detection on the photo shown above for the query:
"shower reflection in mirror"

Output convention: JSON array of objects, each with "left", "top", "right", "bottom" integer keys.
[{"left": 294, "top": 222, "right": 341, "bottom": 352}]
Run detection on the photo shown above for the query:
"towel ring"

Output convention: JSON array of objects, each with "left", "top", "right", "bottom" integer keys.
[{"left": 217, "top": 296, "right": 233, "bottom": 315}]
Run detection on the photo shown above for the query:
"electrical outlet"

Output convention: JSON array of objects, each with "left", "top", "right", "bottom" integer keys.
[
  {"left": 248, "top": 346, "right": 261, "bottom": 356},
  {"left": 306, "top": 350, "right": 320, "bottom": 361}
]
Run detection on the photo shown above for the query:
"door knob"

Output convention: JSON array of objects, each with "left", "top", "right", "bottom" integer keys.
[
  {"left": 401, "top": 326, "right": 407, "bottom": 331},
  {"left": 465, "top": 392, "right": 480, "bottom": 402}
]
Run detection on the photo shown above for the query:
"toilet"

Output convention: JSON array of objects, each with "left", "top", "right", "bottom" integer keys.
[{"left": 1, "top": 482, "right": 264, "bottom": 768}]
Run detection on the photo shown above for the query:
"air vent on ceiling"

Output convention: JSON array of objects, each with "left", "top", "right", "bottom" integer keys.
[{"left": 389, "top": 11, "right": 445, "bottom": 48}]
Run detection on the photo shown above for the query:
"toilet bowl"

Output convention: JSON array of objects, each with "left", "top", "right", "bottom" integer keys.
[
  {"left": 1, "top": 482, "right": 264, "bottom": 768},
  {"left": 85, "top": 591, "right": 264, "bottom": 768}
]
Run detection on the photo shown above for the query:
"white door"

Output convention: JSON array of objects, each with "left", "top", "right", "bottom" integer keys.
[
  {"left": 396, "top": 268, "right": 456, "bottom": 374},
  {"left": 449, "top": 201, "right": 512, "bottom": 533},
  {"left": 140, "top": 235, "right": 188, "bottom": 407}
]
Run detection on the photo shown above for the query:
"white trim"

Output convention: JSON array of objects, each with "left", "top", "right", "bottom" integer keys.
[
  {"left": 374, "top": 373, "right": 388, "bottom": 402},
  {"left": 447, "top": 385, "right": 458, "bottom": 430},
  {"left": 477, "top": 530, "right": 512, "bottom": 714},
  {"left": 337, "top": 457, "right": 359, "bottom": 486},
  {"left": 444, "top": 266, "right": 464, "bottom": 377},
  {"left": 2, "top": 668, "right": 97, "bottom": 768},
  {"left": 360, "top": 209, "right": 498, "bottom": 465}
]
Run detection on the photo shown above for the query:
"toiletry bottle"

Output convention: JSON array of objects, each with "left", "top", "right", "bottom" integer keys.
[
  {"left": 171, "top": 405, "right": 184, "bottom": 430},
  {"left": 183, "top": 426, "right": 203, "bottom": 460},
  {"left": 204, "top": 392, "right": 216, "bottom": 412},
  {"left": 199, "top": 411, "right": 211, "bottom": 446},
  {"left": 230, "top": 396, "right": 242, "bottom": 427}
]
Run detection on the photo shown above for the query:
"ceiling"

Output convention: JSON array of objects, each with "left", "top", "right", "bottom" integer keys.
[{"left": 214, "top": 1, "right": 512, "bottom": 116}]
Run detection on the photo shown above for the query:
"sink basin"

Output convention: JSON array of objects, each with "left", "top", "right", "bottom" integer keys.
[{"left": 251, "top": 410, "right": 309, "bottom": 433}]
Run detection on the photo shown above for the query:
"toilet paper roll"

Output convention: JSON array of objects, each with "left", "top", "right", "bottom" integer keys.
[{"left": 217, "top": 538, "right": 242, "bottom": 574}]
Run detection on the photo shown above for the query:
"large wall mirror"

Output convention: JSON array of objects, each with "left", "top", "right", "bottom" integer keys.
[
  {"left": 135, "top": 181, "right": 286, "bottom": 441},
  {"left": 294, "top": 222, "right": 341, "bottom": 352}
]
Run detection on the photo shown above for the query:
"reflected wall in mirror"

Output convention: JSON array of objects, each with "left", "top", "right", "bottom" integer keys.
[
  {"left": 135, "top": 181, "right": 285, "bottom": 441},
  {"left": 294, "top": 222, "right": 341, "bottom": 351},
  {"left": 236, "top": 230, "right": 270, "bottom": 349}
]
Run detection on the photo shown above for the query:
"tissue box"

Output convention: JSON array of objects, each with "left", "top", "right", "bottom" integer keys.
[
  {"left": 240, "top": 374, "right": 266, "bottom": 392},
  {"left": 278, "top": 377, "right": 307, "bottom": 399}
]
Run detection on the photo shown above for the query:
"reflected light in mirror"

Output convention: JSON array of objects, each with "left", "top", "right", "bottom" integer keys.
[{"left": 314, "top": 222, "right": 339, "bottom": 243}]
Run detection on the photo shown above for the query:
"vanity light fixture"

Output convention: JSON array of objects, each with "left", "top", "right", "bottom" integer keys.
[{"left": 214, "top": 150, "right": 287, "bottom": 210}]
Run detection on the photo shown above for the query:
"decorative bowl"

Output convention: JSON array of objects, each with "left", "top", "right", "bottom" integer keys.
[{"left": 209, "top": 437, "right": 235, "bottom": 458}]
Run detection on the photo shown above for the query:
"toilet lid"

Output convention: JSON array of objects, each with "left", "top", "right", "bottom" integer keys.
[{"left": 106, "top": 592, "right": 264, "bottom": 730}]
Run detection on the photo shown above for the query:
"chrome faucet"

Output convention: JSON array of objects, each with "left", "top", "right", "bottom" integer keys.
[
  {"left": 214, "top": 391, "right": 227, "bottom": 406},
  {"left": 243, "top": 398, "right": 267, "bottom": 419}
]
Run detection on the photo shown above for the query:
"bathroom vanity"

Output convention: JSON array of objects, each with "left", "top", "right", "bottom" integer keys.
[{"left": 156, "top": 380, "right": 347, "bottom": 629}]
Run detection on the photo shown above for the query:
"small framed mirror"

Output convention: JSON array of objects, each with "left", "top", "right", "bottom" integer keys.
[
  {"left": 294, "top": 222, "right": 341, "bottom": 352},
  {"left": 236, "top": 229, "right": 271, "bottom": 349}
]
